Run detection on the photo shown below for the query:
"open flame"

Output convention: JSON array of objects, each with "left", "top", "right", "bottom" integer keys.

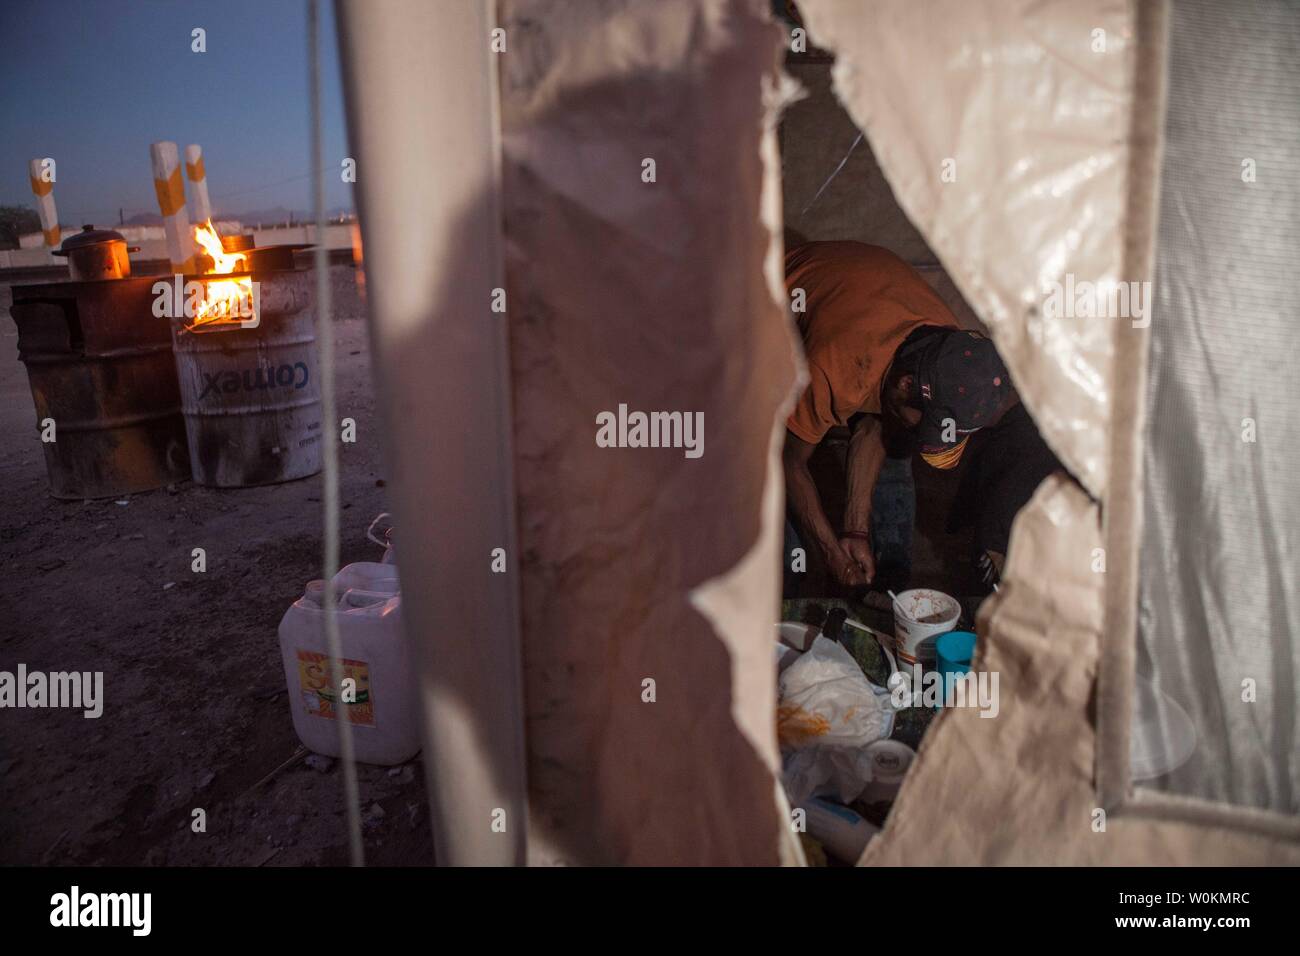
[{"left": 188, "top": 221, "right": 255, "bottom": 330}]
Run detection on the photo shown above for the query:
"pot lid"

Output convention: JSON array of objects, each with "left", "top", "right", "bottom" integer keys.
[{"left": 56, "top": 224, "right": 127, "bottom": 252}]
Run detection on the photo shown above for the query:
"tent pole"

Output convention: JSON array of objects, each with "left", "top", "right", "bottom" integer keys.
[{"left": 334, "top": 0, "right": 528, "bottom": 865}]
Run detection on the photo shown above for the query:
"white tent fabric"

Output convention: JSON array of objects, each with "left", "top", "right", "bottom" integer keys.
[
  {"left": 339, "top": 0, "right": 1298, "bottom": 863},
  {"left": 797, "top": 0, "right": 1135, "bottom": 499},
  {"left": 336, "top": 0, "right": 528, "bottom": 866},
  {"left": 1138, "top": 0, "right": 1300, "bottom": 815},
  {"left": 797, "top": 0, "right": 1300, "bottom": 857},
  {"left": 499, "top": 0, "right": 803, "bottom": 865},
  {"left": 863, "top": 476, "right": 1299, "bottom": 864}
]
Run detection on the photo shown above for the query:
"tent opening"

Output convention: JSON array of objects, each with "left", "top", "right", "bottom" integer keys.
[{"left": 771, "top": 4, "right": 1067, "bottom": 854}]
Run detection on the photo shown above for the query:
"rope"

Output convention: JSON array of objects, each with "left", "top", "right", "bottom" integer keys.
[
  {"left": 310, "top": 0, "right": 364, "bottom": 867},
  {"left": 799, "top": 131, "right": 863, "bottom": 219}
]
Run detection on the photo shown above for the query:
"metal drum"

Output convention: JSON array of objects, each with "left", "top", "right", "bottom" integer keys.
[
  {"left": 9, "top": 278, "right": 191, "bottom": 499},
  {"left": 168, "top": 270, "right": 323, "bottom": 487}
]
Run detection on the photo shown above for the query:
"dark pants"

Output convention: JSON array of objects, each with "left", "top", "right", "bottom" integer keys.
[
  {"left": 783, "top": 455, "right": 914, "bottom": 597},
  {"left": 947, "top": 402, "right": 1062, "bottom": 558}
]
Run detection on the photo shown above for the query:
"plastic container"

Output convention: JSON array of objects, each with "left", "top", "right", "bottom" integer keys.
[
  {"left": 860, "top": 739, "right": 916, "bottom": 803},
  {"left": 803, "top": 797, "right": 880, "bottom": 863},
  {"left": 1130, "top": 673, "right": 1197, "bottom": 781},
  {"left": 936, "top": 630, "right": 977, "bottom": 707},
  {"left": 366, "top": 512, "right": 397, "bottom": 565},
  {"left": 277, "top": 561, "right": 420, "bottom": 765},
  {"left": 776, "top": 621, "right": 819, "bottom": 652},
  {"left": 334, "top": 561, "right": 399, "bottom": 594},
  {"left": 892, "top": 588, "right": 960, "bottom": 680}
]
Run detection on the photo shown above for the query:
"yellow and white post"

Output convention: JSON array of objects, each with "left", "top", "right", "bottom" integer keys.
[
  {"left": 184, "top": 144, "right": 212, "bottom": 225},
  {"left": 150, "top": 141, "right": 197, "bottom": 273},
  {"left": 28, "top": 158, "right": 60, "bottom": 248}
]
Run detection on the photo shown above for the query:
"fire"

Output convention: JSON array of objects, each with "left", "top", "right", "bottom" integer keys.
[{"left": 188, "top": 221, "right": 255, "bottom": 330}]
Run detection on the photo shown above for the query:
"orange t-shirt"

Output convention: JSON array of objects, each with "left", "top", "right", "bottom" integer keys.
[{"left": 785, "top": 241, "right": 960, "bottom": 444}]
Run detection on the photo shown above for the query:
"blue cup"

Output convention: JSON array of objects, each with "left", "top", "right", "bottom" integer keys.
[{"left": 935, "top": 630, "right": 977, "bottom": 708}]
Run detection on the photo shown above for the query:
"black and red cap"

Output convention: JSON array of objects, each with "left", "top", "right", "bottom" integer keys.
[{"left": 903, "top": 329, "right": 1009, "bottom": 469}]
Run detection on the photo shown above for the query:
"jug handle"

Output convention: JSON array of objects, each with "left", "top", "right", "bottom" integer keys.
[
  {"left": 366, "top": 512, "right": 392, "bottom": 549},
  {"left": 338, "top": 587, "right": 396, "bottom": 609}
]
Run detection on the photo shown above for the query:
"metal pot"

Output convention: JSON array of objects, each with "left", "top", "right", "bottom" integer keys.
[
  {"left": 53, "top": 225, "right": 139, "bottom": 280},
  {"left": 220, "top": 234, "right": 255, "bottom": 254}
]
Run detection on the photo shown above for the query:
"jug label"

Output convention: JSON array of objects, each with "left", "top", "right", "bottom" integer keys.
[{"left": 296, "top": 650, "right": 375, "bottom": 726}]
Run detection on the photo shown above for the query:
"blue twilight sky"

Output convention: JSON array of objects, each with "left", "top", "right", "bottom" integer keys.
[{"left": 0, "top": 0, "right": 354, "bottom": 227}]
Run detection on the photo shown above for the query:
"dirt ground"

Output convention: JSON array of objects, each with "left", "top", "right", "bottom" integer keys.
[
  {"left": 0, "top": 267, "right": 983, "bottom": 868},
  {"left": 0, "top": 276, "right": 435, "bottom": 866}
]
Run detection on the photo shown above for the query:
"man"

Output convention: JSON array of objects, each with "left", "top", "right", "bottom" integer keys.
[{"left": 782, "top": 240, "right": 1021, "bottom": 591}]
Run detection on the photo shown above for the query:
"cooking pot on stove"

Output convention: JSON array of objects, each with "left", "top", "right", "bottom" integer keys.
[
  {"left": 53, "top": 225, "right": 139, "bottom": 280},
  {"left": 203, "top": 235, "right": 310, "bottom": 273}
]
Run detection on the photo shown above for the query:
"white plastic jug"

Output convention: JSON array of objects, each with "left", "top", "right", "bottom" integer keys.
[
  {"left": 277, "top": 561, "right": 420, "bottom": 765},
  {"left": 367, "top": 511, "right": 397, "bottom": 565}
]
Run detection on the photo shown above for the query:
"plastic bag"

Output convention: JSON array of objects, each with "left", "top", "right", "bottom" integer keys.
[{"left": 778, "top": 636, "right": 893, "bottom": 804}]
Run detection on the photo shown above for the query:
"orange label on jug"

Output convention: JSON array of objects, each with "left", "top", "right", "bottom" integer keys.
[{"left": 296, "top": 650, "right": 375, "bottom": 726}]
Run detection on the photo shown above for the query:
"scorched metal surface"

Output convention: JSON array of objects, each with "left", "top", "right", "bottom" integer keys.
[
  {"left": 168, "top": 269, "right": 323, "bottom": 487},
  {"left": 8, "top": 277, "right": 190, "bottom": 499}
]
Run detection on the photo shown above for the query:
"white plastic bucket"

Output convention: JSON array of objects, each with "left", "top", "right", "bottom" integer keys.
[{"left": 892, "top": 588, "right": 960, "bottom": 680}]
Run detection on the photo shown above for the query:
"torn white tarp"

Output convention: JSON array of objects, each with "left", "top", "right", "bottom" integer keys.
[
  {"left": 796, "top": 0, "right": 1137, "bottom": 498},
  {"left": 499, "top": 0, "right": 803, "bottom": 865}
]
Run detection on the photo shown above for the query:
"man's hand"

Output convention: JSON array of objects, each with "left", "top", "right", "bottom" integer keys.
[
  {"left": 838, "top": 533, "right": 876, "bottom": 587},
  {"left": 783, "top": 428, "right": 877, "bottom": 590},
  {"left": 821, "top": 536, "right": 873, "bottom": 588}
]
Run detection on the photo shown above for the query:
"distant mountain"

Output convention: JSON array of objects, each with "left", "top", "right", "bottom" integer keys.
[
  {"left": 224, "top": 205, "right": 299, "bottom": 224},
  {"left": 123, "top": 211, "right": 163, "bottom": 225},
  {"left": 217, "top": 205, "right": 354, "bottom": 224}
]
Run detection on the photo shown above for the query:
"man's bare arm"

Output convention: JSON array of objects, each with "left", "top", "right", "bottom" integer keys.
[
  {"left": 844, "top": 415, "right": 888, "bottom": 534},
  {"left": 782, "top": 430, "right": 866, "bottom": 587}
]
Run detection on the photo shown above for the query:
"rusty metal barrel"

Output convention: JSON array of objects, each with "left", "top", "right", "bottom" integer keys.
[
  {"left": 9, "top": 278, "right": 191, "bottom": 499},
  {"left": 168, "top": 270, "right": 323, "bottom": 487}
]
